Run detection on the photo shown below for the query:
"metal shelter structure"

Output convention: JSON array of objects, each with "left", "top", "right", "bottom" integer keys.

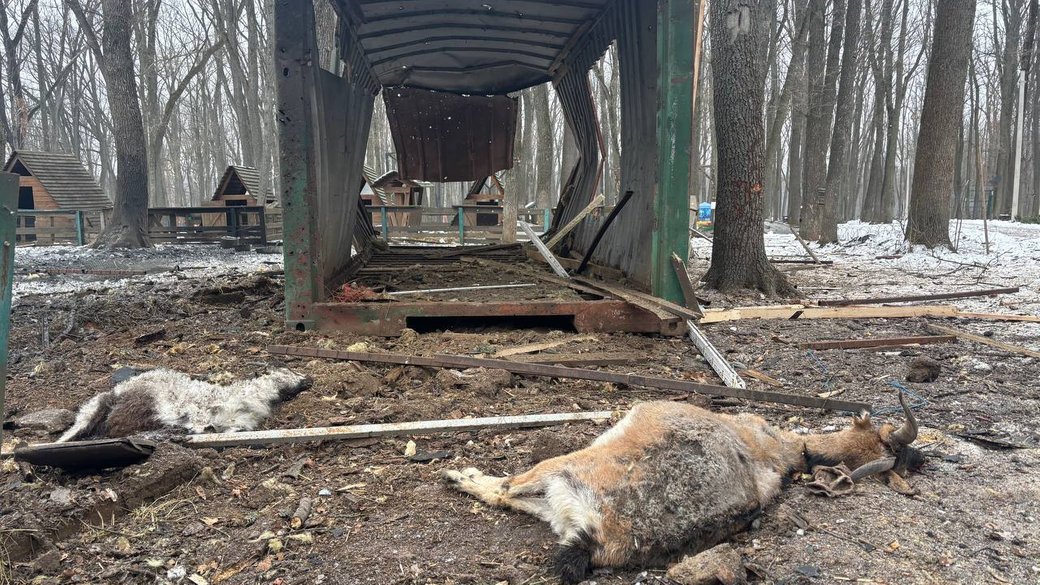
[{"left": 275, "top": 0, "right": 692, "bottom": 331}]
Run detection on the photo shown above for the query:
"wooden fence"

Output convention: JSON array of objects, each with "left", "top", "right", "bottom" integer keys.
[
  {"left": 369, "top": 205, "right": 552, "bottom": 244},
  {"left": 16, "top": 210, "right": 106, "bottom": 245}
]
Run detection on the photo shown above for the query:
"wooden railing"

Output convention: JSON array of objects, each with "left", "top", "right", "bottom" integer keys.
[
  {"left": 147, "top": 206, "right": 282, "bottom": 245},
  {"left": 16, "top": 210, "right": 107, "bottom": 245},
  {"left": 368, "top": 205, "right": 553, "bottom": 244}
]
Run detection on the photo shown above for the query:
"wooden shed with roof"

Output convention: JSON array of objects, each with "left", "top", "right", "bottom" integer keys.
[
  {"left": 205, "top": 165, "right": 275, "bottom": 228},
  {"left": 3, "top": 150, "right": 111, "bottom": 243}
]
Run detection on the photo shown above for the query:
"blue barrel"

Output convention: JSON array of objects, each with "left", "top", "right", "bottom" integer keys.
[{"left": 698, "top": 201, "right": 712, "bottom": 222}]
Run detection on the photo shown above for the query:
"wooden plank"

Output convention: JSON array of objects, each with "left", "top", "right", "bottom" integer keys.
[
  {"left": 686, "top": 321, "right": 746, "bottom": 388},
  {"left": 545, "top": 193, "right": 605, "bottom": 249},
  {"left": 268, "top": 345, "right": 871, "bottom": 412},
  {"left": 529, "top": 249, "right": 628, "bottom": 282},
  {"left": 742, "top": 369, "right": 784, "bottom": 388},
  {"left": 798, "top": 335, "right": 958, "bottom": 350},
  {"left": 506, "top": 352, "right": 637, "bottom": 366},
  {"left": 387, "top": 284, "right": 536, "bottom": 296},
  {"left": 816, "top": 287, "right": 1021, "bottom": 307},
  {"left": 184, "top": 411, "right": 614, "bottom": 449},
  {"left": 671, "top": 252, "right": 704, "bottom": 318},
  {"left": 474, "top": 258, "right": 611, "bottom": 299},
  {"left": 572, "top": 276, "right": 703, "bottom": 321},
  {"left": 699, "top": 304, "right": 962, "bottom": 323},
  {"left": 771, "top": 258, "right": 835, "bottom": 265},
  {"left": 519, "top": 221, "right": 568, "bottom": 278},
  {"left": 926, "top": 324, "right": 1040, "bottom": 359},
  {"left": 492, "top": 335, "right": 597, "bottom": 358},
  {"left": 953, "top": 312, "right": 1040, "bottom": 323}
]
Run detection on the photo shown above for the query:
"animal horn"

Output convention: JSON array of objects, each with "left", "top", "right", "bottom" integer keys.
[
  {"left": 888, "top": 392, "right": 918, "bottom": 449},
  {"left": 850, "top": 457, "right": 896, "bottom": 481}
]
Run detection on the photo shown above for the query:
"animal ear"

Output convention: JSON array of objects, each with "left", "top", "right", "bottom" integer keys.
[{"left": 853, "top": 411, "right": 872, "bottom": 429}]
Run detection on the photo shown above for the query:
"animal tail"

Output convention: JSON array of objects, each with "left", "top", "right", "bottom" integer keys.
[
  {"left": 554, "top": 529, "right": 595, "bottom": 584},
  {"left": 58, "top": 392, "right": 119, "bottom": 442},
  {"left": 265, "top": 369, "right": 313, "bottom": 402}
]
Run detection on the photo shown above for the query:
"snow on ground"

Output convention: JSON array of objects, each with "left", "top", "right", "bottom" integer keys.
[{"left": 12, "top": 244, "right": 283, "bottom": 298}]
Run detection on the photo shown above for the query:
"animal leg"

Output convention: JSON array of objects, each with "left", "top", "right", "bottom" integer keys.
[{"left": 441, "top": 467, "right": 555, "bottom": 521}]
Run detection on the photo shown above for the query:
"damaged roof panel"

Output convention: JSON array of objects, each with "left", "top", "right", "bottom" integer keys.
[{"left": 338, "top": 0, "right": 612, "bottom": 95}]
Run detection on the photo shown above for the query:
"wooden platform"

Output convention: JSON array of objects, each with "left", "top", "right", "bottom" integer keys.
[{"left": 321, "top": 245, "right": 685, "bottom": 336}]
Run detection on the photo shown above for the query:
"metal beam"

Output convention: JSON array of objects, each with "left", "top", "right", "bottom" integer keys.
[
  {"left": 652, "top": 0, "right": 693, "bottom": 304},
  {"left": 0, "top": 173, "right": 17, "bottom": 448},
  {"left": 362, "top": 8, "right": 588, "bottom": 26},
  {"left": 358, "top": 22, "right": 573, "bottom": 40}
]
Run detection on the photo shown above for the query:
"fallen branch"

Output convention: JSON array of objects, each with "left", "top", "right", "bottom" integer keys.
[
  {"left": 816, "top": 287, "right": 1020, "bottom": 307},
  {"left": 926, "top": 324, "right": 1040, "bottom": 359},
  {"left": 185, "top": 411, "right": 613, "bottom": 449},
  {"left": 798, "top": 335, "right": 958, "bottom": 351},
  {"left": 290, "top": 497, "right": 313, "bottom": 530},
  {"left": 268, "top": 345, "right": 870, "bottom": 412}
]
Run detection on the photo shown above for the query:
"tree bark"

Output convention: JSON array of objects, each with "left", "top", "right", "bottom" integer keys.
[
  {"left": 704, "top": 0, "right": 796, "bottom": 296},
  {"left": 906, "top": 0, "right": 977, "bottom": 247},
  {"left": 532, "top": 83, "right": 554, "bottom": 210}
]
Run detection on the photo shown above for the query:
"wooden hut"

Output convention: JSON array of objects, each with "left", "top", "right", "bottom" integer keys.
[
  {"left": 458, "top": 174, "right": 504, "bottom": 227},
  {"left": 205, "top": 166, "right": 275, "bottom": 228},
  {"left": 3, "top": 151, "right": 112, "bottom": 243},
  {"left": 369, "top": 170, "right": 430, "bottom": 227}
]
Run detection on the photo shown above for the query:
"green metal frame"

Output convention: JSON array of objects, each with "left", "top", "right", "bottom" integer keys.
[
  {"left": 652, "top": 0, "right": 693, "bottom": 304},
  {"left": 0, "top": 173, "right": 18, "bottom": 447}
]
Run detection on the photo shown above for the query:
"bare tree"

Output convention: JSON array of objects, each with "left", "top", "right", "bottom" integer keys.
[
  {"left": 906, "top": 0, "right": 977, "bottom": 247},
  {"left": 704, "top": 0, "right": 796, "bottom": 296},
  {"left": 67, "top": 0, "right": 151, "bottom": 248}
]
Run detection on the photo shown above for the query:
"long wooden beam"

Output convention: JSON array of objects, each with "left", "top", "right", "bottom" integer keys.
[
  {"left": 926, "top": 324, "right": 1040, "bottom": 359},
  {"left": 799, "top": 335, "right": 957, "bottom": 350},
  {"left": 699, "top": 304, "right": 1040, "bottom": 324},
  {"left": 816, "top": 287, "right": 1020, "bottom": 307},
  {"left": 268, "top": 345, "right": 871, "bottom": 412},
  {"left": 185, "top": 411, "right": 613, "bottom": 449}
]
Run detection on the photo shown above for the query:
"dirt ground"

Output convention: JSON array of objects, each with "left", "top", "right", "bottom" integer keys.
[{"left": 2, "top": 234, "right": 1039, "bottom": 585}]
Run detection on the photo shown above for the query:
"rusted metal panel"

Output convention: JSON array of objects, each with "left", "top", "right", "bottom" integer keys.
[
  {"left": 310, "top": 299, "right": 683, "bottom": 336},
  {"left": 383, "top": 87, "right": 518, "bottom": 182}
]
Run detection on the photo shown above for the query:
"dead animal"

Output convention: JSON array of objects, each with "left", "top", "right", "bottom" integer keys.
[
  {"left": 442, "top": 394, "right": 921, "bottom": 583},
  {"left": 58, "top": 368, "right": 312, "bottom": 442}
]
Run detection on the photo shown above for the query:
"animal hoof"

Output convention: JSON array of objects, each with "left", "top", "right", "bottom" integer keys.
[
  {"left": 440, "top": 469, "right": 465, "bottom": 484},
  {"left": 460, "top": 467, "right": 483, "bottom": 479}
]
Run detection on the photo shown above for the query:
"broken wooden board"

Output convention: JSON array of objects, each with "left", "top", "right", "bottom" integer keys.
[
  {"left": 519, "top": 221, "right": 568, "bottom": 278},
  {"left": 671, "top": 253, "right": 704, "bottom": 318},
  {"left": 545, "top": 193, "right": 605, "bottom": 249},
  {"left": 742, "top": 369, "right": 784, "bottom": 388},
  {"left": 492, "top": 335, "right": 597, "bottom": 358},
  {"left": 799, "top": 335, "right": 958, "bottom": 351},
  {"left": 816, "top": 286, "right": 1020, "bottom": 307},
  {"left": 505, "top": 352, "right": 638, "bottom": 366},
  {"left": 699, "top": 304, "right": 962, "bottom": 323},
  {"left": 687, "top": 322, "right": 746, "bottom": 389},
  {"left": 186, "top": 411, "right": 613, "bottom": 449},
  {"left": 926, "top": 324, "right": 1040, "bottom": 359},
  {"left": 572, "top": 276, "right": 703, "bottom": 322},
  {"left": 268, "top": 345, "right": 871, "bottom": 412}
]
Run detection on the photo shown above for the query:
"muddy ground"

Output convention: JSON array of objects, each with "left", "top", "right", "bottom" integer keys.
[{"left": 1, "top": 243, "right": 1039, "bottom": 585}]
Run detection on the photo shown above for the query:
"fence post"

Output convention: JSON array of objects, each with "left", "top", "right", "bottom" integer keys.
[
  {"left": 380, "top": 206, "right": 389, "bottom": 241},
  {"left": 0, "top": 174, "right": 18, "bottom": 448},
  {"left": 457, "top": 207, "right": 465, "bottom": 244},
  {"left": 75, "top": 210, "right": 86, "bottom": 245},
  {"left": 543, "top": 208, "right": 551, "bottom": 231},
  {"left": 258, "top": 207, "right": 268, "bottom": 245}
]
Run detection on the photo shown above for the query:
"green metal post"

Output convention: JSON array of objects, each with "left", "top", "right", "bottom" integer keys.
[
  {"left": 543, "top": 208, "right": 551, "bottom": 231},
  {"left": 457, "top": 207, "right": 465, "bottom": 244},
  {"left": 381, "top": 206, "right": 389, "bottom": 241},
  {"left": 0, "top": 173, "right": 18, "bottom": 448},
  {"left": 75, "top": 210, "right": 85, "bottom": 245},
  {"left": 652, "top": 0, "right": 693, "bottom": 304}
]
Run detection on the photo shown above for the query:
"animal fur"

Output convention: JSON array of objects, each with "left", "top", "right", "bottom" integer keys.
[
  {"left": 58, "top": 368, "right": 311, "bottom": 442},
  {"left": 442, "top": 399, "right": 922, "bottom": 583}
]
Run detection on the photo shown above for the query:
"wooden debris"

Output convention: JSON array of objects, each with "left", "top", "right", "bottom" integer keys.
[
  {"left": 134, "top": 328, "right": 167, "bottom": 345},
  {"left": 545, "top": 193, "right": 605, "bottom": 249},
  {"left": 686, "top": 322, "right": 746, "bottom": 389},
  {"left": 491, "top": 335, "right": 597, "bottom": 358},
  {"left": 186, "top": 411, "right": 614, "bottom": 449},
  {"left": 788, "top": 225, "right": 822, "bottom": 263},
  {"left": 771, "top": 258, "right": 834, "bottom": 265},
  {"left": 671, "top": 253, "right": 704, "bottom": 318},
  {"left": 926, "top": 324, "right": 1040, "bottom": 359},
  {"left": 950, "top": 312, "right": 1040, "bottom": 323},
  {"left": 817, "top": 286, "right": 1020, "bottom": 307},
  {"left": 387, "top": 284, "right": 535, "bottom": 296},
  {"left": 576, "top": 190, "right": 635, "bottom": 274},
  {"left": 290, "top": 497, "right": 313, "bottom": 530},
  {"left": 699, "top": 304, "right": 961, "bottom": 323},
  {"left": 689, "top": 227, "right": 713, "bottom": 242},
  {"left": 798, "top": 335, "right": 957, "bottom": 351},
  {"left": 573, "top": 276, "right": 702, "bottom": 322},
  {"left": 505, "top": 352, "right": 637, "bottom": 366},
  {"left": 519, "top": 222, "right": 569, "bottom": 278},
  {"left": 268, "top": 345, "right": 870, "bottom": 412},
  {"left": 742, "top": 369, "right": 784, "bottom": 387},
  {"left": 528, "top": 250, "right": 628, "bottom": 282}
]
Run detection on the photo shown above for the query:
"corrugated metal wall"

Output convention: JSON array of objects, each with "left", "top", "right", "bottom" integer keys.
[{"left": 552, "top": 0, "right": 659, "bottom": 286}]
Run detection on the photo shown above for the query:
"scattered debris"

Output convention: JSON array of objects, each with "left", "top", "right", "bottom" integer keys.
[
  {"left": 927, "top": 324, "right": 1040, "bottom": 359},
  {"left": 799, "top": 335, "right": 957, "bottom": 351},
  {"left": 816, "top": 286, "right": 1020, "bottom": 307}
]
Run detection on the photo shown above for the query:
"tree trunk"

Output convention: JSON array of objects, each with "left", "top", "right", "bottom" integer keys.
[
  {"left": 704, "top": 0, "right": 796, "bottom": 296},
  {"left": 906, "top": 0, "right": 977, "bottom": 247},
  {"left": 92, "top": 0, "right": 151, "bottom": 248},
  {"left": 799, "top": 0, "right": 845, "bottom": 240},
  {"left": 532, "top": 83, "right": 554, "bottom": 210},
  {"left": 818, "top": 0, "right": 861, "bottom": 243}
]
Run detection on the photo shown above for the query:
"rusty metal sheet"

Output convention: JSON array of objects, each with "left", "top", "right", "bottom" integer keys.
[{"left": 383, "top": 87, "right": 517, "bottom": 182}]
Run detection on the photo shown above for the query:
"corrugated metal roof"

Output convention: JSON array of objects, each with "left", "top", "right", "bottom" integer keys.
[
  {"left": 337, "top": 0, "right": 612, "bottom": 95},
  {"left": 2, "top": 150, "right": 112, "bottom": 210}
]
